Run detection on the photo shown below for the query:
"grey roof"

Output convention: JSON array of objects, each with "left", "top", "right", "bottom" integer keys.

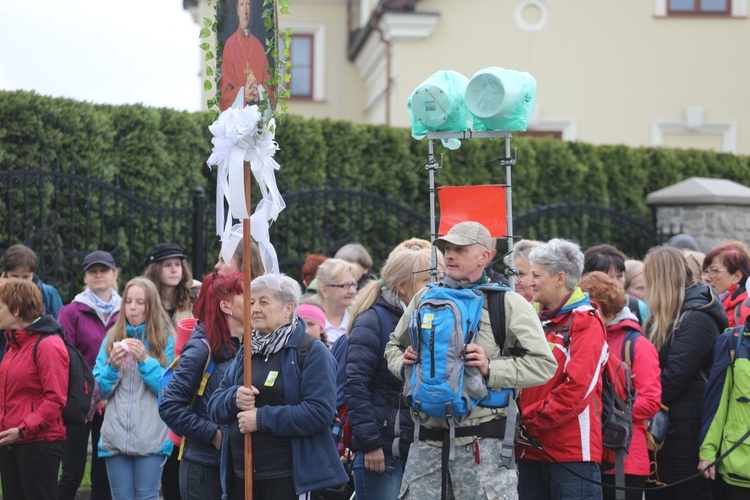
[{"left": 647, "top": 177, "right": 750, "bottom": 206}]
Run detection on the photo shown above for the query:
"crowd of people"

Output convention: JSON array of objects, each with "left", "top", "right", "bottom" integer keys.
[{"left": 0, "top": 227, "right": 748, "bottom": 500}]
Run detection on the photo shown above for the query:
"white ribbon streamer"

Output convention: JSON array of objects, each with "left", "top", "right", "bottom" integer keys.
[{"left": 207, "top": 105, "right": 285, "bottom": 289}]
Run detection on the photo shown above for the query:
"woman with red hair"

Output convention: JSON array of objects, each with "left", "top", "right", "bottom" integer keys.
[
  {"left": 579, "top": 271, "right": 662, "bottom": 500},
  {"left": 159, "top": 272, "right": 244, "bottom": 500},
  {"left": 702, "top": 244, "right": 750, "bottom": 328}
]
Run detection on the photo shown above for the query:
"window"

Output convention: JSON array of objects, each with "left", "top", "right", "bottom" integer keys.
[
  {"left": 652, "top": 106, "right": 737, "bottom": 153},
  {"left": 654, "top": 0, "right": 746, "bottom": 15},
  {"left": 280, "top": 23, "right": 326, "bottom": 101},
  {"left": 669, "top": 0, "right": 730, "bottom": 14},
  {"left": 289, "top": 35, "right": 313, "bottom": 99}
]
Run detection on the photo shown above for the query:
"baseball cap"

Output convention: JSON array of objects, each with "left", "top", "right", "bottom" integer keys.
[
  {"left": 144, "top": 243, "right": 187, "bottom": 267},
  {"left": 433, "top": 221, "right": 492, "bottom": 251},
  {"left": 82, "top": 251, "right": 117, "bottom": 271}
]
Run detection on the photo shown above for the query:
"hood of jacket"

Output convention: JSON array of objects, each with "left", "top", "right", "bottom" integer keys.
[
  {"left": 606, "top": 306, "right": 642, "bottom": 335},
  {"left": 683, "top": 282, "right": 726, "bottom": 326},
  {"left": 24, "top": 315, "right": 64, "bottom": 336}
]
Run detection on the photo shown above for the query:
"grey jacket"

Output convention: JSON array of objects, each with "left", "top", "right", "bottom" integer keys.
[{"left": 94, "top": 327, "right": 176, "bottom": 457}]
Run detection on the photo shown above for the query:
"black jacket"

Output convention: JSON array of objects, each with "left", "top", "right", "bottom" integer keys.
[
  {"left": 344, "top": 297, "right": 413, "bottom": 456},
  {"left": 656, "top": 282, "right": 728, "bottom": 483},
  {"left": 159, "top": 322, "right": 238, "bottom": 467}
]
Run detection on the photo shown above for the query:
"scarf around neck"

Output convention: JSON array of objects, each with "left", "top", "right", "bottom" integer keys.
[
  {"left": 85, "top": 287, "right": 122, "bottom": 319},
  {"left": 251, "top": 317, "right": 297, "bottom": 360},
  {"left": 538, "top": 287, "right": 591, "bottom": 321}
]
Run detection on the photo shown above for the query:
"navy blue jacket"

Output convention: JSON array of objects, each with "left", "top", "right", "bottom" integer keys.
[
  {"left": 158, "top": 322, "right": 237, "bottom": 467},
  {"left": 207, "top": 319, "right": 347, "bottom": 498},
  {"left": 330, "top": 334, "right": 348, "bottom": 408},
  {"left": 344, "top": 298, "right": 413, "bottom": 456}
]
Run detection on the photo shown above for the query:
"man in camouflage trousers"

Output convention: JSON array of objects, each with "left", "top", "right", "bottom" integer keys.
[{"left": 384, "top": 222, "right": 557, "bottom": 499}]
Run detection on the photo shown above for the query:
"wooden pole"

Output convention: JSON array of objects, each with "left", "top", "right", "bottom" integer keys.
[{"left": 242, "top": 161, "right": 253, "bottom": 499}]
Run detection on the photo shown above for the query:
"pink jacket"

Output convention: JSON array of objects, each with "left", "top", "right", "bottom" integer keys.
[{"left": 605, "top": 313, "right": 662, "bottom": 476}]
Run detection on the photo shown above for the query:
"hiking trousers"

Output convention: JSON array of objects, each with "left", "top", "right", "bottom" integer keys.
[
  {"left": 0, "top": 440, "right": 64, "bottom": 500},
  {"left": 399, "top": 437, "right": 518, "bottom": 499}
]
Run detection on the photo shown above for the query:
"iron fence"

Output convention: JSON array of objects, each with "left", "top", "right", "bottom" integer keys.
[{"left": 1, "top": 160, "right": 676, "bottom": 303}]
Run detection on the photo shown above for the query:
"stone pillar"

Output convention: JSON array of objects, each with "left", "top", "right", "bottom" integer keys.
[{"left": 647, "top": 177, "right": 750, "bottom": 252}]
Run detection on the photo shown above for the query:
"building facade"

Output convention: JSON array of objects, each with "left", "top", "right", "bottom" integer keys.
[{"left": 185, "top": 0, "right": 750, "bottom": 155}]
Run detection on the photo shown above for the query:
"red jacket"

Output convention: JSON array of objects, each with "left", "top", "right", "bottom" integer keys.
[
  {"left": 0, "top": 316, "right": 69, "bottom": 443},
  {"left": 604, "top": 314, "right": 662, "bottom": 476},
  {"left": 722, "top": 284, "right": 750, "bottom": 328},
  {"left": 518, "top": 305, "right": 607, "bottom": 463}
]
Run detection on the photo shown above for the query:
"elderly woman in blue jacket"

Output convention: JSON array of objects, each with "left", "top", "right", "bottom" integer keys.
[
  {"left": 207, "top": 274, "right": 347, "bottom": 500},
  {"left": 93, "top": 277, "right": 176, "bottom": 500},
  {"left": 159, "top": 272, "right": 244, "bottom": 499}
]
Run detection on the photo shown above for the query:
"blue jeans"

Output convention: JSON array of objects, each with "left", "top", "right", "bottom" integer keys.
[
  {"left": 352, "top": 451, "right": 404, "bottom": 500},
  {"left": 517, "top": 459, "right": 602, "bottom": 500},
  {"left": 179, "top": 459, "right": 222, "bottom": 500},
  {"left": 105, "top": 454, "right": 167, "bottom": 500}
]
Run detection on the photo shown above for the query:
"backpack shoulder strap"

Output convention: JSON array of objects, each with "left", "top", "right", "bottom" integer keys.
[
  {"left": 730, "top": 325, "right": 745, "bottom": 367},
  {"left": 622, "top": 329, "right": 641, "bottom": 368},
  {"left": 195, "top": 339, "right": 214, "bottom": 397},
  {"left": 33, "top": 331, "right": 61, "bottom": 366},
  {"left": 296, "top": 332, "right": 319, "bottom": 371},
  {"left": 485, "top": 289, "right": 507, "bottom": 352},
  {"left": 735, "top": 303, "right": 742, "bottom": 328},
  {"left": 627, "top": 295, "right": 642, "bottom": 324},
  {"left": 544, "top": 314, "right": 576, "bottom": 348}
]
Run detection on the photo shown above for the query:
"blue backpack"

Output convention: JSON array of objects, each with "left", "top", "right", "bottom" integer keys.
[{"left": 405, "top": 283, "right": 514, "bottom": 421}]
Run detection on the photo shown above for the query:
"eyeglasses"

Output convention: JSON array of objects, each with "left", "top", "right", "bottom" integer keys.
[
  {"left": 701, "top": 268, "right": 728, "bottom": 278},
  {"left": 328, "top": 282, "right": 358, "bottom": 290}
]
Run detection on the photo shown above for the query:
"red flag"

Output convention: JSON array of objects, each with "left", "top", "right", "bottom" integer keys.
[{"left": 437, "top": 185, "right": 507, "bottom": 237}]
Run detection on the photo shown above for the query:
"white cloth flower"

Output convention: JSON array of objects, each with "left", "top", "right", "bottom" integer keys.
[{"left": 207, "top": 105, "right": 285, "bottom": 289}]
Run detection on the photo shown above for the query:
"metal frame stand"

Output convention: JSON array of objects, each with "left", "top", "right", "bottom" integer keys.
[{"left": 423, "top": 130, "right": 518, "bottom": 291}]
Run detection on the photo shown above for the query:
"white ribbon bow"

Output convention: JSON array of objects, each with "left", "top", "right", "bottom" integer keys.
[{"left": 206, "top": 105, "right": 285, "bottom": 289}]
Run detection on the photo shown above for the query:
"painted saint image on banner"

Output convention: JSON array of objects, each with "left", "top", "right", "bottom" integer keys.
[{"left": 217, "top": 0, "right": 275, "bottom": 111}]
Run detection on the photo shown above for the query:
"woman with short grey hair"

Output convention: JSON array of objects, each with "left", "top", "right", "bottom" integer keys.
[
  {"left": 517, "top": 238, "right": 608, "bottom": 500},
  {"left": 528, "top": 238, "right": 585, "bottom": 291},
  {"left": 208, "top": 274, "right": 347, "bottom": 499},
  {"left": 251, "top": 275, "right": 301, "bottom": 313}
]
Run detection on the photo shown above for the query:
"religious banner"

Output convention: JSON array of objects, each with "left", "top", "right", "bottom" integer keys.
[
  {"left": 206, "top": 0, "right": 285, "bottom": 286},
  {"left": 207, "top": 2, "right": 286, "bottom": 498},
  {"left": 216, "top": 0, "right": 278, "bottom": 111}
]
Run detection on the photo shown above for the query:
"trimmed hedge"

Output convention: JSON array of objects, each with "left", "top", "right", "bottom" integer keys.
[{"left": 2, "top": 89, "right": 750, "bottom": 237}]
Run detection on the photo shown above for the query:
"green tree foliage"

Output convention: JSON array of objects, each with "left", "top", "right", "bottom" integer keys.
[{"left": 2, "top": 89, "right": 750, "bottom": 270}]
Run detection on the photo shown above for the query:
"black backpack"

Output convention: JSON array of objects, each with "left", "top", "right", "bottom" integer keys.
[
  {"left": 34, "top": 332, "right": 95, "bottom": 426},
  {"left": 627, "top": 295, "right": 643, "bottom": 325}
]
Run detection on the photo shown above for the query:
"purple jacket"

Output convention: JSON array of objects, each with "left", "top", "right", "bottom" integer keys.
[{"left": 57, "top": 293, "right": 120, "bottom": 368}]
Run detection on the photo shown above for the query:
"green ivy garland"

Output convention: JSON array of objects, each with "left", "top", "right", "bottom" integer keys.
[{"left": 200, "top": 0, "right": 292, "bottom": 122}]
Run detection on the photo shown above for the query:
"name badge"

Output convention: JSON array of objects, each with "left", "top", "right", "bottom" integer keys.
[{"left": 264, "top": 371, "right": 279, "bottom": 387}]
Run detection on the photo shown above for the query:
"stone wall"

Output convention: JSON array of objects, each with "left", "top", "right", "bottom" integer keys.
[{"left": 655, "top": 204, "right": 750, "bottom": 253}]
